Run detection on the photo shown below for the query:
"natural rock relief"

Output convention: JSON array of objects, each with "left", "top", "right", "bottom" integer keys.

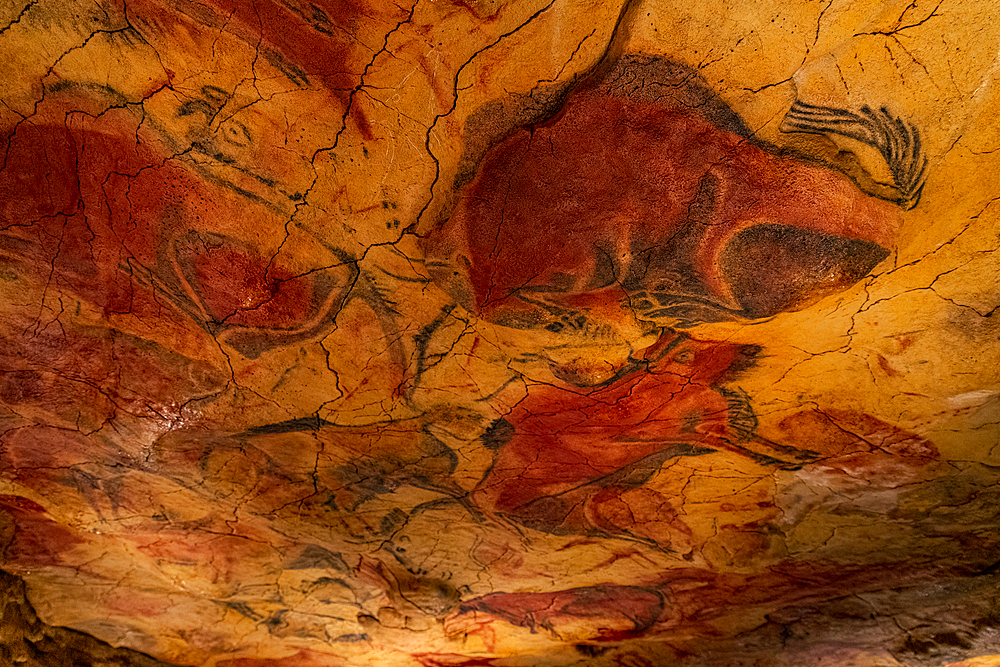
[{"left": 1, "top": 0, "right": 999, "bottom": 665}]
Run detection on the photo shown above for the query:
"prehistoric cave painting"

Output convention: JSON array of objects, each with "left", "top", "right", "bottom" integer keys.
[
  {"left": 0, "top": 413, "right": 471, "bottom": 628},
  {"left": 765, "top": 407, "right": 940, "bottom": 488},
  {"left": 445, "top": 555, "right": 960, "bottom": 648},
  {"left": 781, "top": 101, "right": 929, "bottom": 209},
  {"left": 0, "top": 84, "right": 405, "bottom": 364},
  {"left": 471, "top": 329, "right": 940, "bottom": 548},
  {"left": 424, "top": 55, "right": 906, "bottom": 337},
  {"left": 451, "top": 404, "right": 941, "bottom": 645},
  {"left": 129, "top": 0, "right": 384, "bottom": 111},
  {"left": 452, "top": 584, "right": 668, "bottom": 642},
  {"left": 471, "top": 330, "right": 816, "bottom": 547},
  {"left": 425, "top": 54, "right": 934, "bottom": 548},
  {"left": 420, "top": 51, "right": 945, "bottom": 649},
  {"left": 5, "top": 0, "right": 990, "bottom": 661},
  {"left": 233, "top": 416, "right": 467, "bottom": 518}
]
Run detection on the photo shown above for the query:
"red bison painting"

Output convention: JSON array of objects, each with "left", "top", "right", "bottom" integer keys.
[{"left": 424, "top": 56, "right": 902, "bottom": 338}]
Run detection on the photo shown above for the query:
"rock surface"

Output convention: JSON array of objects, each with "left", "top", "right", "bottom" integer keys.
[{"left": 1, "top": 0, "right": 999, "bottom": 665}]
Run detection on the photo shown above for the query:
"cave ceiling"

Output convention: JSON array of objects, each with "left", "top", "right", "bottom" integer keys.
[{"left": 1, "top": 0, "right": 1000, "bottom": 665}]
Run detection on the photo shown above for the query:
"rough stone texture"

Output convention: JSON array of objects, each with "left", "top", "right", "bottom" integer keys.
[{"left": 1, "top": 0, "right": 999, "bottom": 665}]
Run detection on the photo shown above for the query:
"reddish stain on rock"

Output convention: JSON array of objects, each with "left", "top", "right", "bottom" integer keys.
[
  {"left": 772, "top": 408, "right": 939, "bottom": 487},
  {"left": 0, "top": 371, "right": 46, "bottom": 405},
  {"left": 413, "top": 653, "right": 500, "bottom": 666},
  {"left": 199, "top": 0, "right": 364, "bottom": 89},
  {"left": 181, "top": 239, "right": 314, "bottom": 328},
  {"left": 105, "top": 588, "right": 174, "bottom": 618},
  {"left": 217, "top": 649, "right": 344, "bottom": 667},
  {"left": 128, "top": 0, "right": 389, "bottom": 138},
  {"left": 456, "top": 584, "right": 666, "bottom": 641},
  {"left": 0, "top": 495, "right": 84, "bottom": 567}
]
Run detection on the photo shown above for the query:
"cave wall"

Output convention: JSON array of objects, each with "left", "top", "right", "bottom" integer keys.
[{"left": 1, "top": 0, "right": 999, "bottom": 665}]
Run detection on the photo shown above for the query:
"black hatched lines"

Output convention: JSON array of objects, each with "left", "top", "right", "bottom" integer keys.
[{"left": 782, "top": 101, "right": 928, "bottom": 209}]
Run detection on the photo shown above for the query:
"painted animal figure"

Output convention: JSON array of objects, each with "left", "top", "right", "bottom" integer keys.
[
  {"left": 425, "top": 56, "right": 904, "bottom": 340},
  {"left": 472, "top": 331, "right": 813, "bottom": 545}
]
